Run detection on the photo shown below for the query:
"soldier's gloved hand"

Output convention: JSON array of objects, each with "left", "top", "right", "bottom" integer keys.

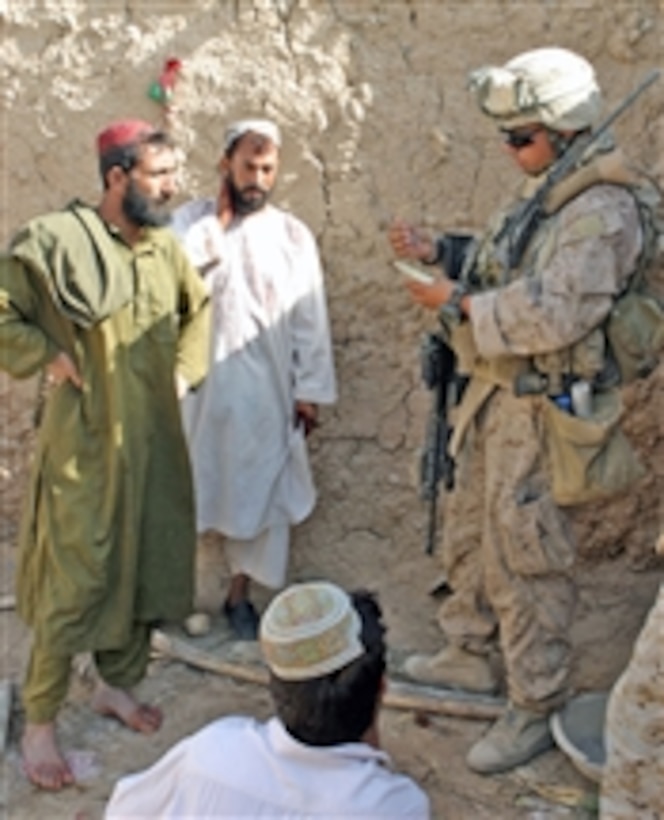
[{"left": 388, "top": 218, "right": 437, "bottom": 263}]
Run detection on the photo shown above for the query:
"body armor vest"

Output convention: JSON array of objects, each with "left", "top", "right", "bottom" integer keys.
[{"left": 459, "top": 148, "right": 662, "bottom": 391}]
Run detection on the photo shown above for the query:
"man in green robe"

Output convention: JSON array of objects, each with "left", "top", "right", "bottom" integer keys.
[{"left": 0, "top": 119, "right": 210, "bottom": 790}]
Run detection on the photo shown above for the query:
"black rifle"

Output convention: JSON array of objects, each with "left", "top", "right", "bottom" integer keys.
[
  {"left": 420, "top": 333, "right": 462, "bottom": 555},
  {"left": 495, "top": 69, "right": 661, "bottom": 270},
  {"left": 430, "top": 232, "right": 476, "bottom": 283},
  {"left": 417, "top": 233, "right": 474, "bottom": 556}
]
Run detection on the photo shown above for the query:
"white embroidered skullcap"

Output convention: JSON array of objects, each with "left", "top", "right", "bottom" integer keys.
[
  {"left": 223, "top": 118, "right": 282, "bottom": 153},
  {"left": 468, "top": 47, "right": 602, "bottom": 131},
  {"left": 260, "top": 581, "right": 364, "bottom": 681}
]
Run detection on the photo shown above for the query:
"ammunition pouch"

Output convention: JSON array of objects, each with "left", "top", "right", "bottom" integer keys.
[
  {"left": 472, "top": 356, "right": 528, "bottom": 389},
  {"left": 605, "top": 289, "right": 664, "bottom": 382},
  {"left": 541, "top": 389, "right": 644, "bottom": 506},
  {"left": 447, "top": 321, "right": 529, "bottom": 386}
]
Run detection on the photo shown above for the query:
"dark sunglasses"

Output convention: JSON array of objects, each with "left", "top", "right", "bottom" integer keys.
[{"left": 501, "top": 126, "right": 544, "bottom": 149}]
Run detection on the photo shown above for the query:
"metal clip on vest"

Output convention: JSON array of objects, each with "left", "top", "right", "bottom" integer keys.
[{"left": 514, "top": 371, "right": 548, "bottom": 397}]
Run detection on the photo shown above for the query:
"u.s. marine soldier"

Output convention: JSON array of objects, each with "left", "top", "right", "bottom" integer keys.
[
  {"left": 600, "top": 532, "right": 664, "bottom": 819},
  {"left": 389, "top": 47, "right": 657, "bottom": 774}
]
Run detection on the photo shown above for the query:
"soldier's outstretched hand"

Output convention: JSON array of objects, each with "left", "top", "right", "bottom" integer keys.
[{"left": 388, "top": 218, "right": 436, "bottom": 263}]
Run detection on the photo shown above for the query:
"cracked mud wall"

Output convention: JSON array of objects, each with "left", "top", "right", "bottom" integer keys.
[{"left": 1, "top": 1, "right": 662, "bottom": 604}]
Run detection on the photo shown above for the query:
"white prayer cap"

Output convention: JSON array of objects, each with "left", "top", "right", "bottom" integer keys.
[
  {"left": 223, "top": 118, "right": 282, "bottom": 154},
  {"left": 468, "top": 47, "right": 602, "bottom": 131},
  {"left": 260, "top": 582, "right": 364, "bottom": 681}
]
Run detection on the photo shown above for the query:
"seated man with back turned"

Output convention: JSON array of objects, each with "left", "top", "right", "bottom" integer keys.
[{"left": 105, "top": 581, "right": 430, "bottom": 818}]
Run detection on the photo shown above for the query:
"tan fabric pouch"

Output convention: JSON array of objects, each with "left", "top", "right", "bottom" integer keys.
[
  {"left": 605, "top": 289, "right": 664, "bottom": 382},
  {"left": 542, "top": 390, "right": 644, "bottom": 506}
]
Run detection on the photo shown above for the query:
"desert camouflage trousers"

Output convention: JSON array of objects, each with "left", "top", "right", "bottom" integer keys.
[
  {"left": 600, "top": 584, "right": 664, "bottom": 819},
  {"left": 437, "top": 389, "right": 576, "bottom": 712}
]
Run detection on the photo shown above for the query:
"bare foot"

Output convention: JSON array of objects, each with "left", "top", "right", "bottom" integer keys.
[
  {"left": 21, "top": 722, "right": 75, "bottom": 791},
  {"left": 90, "top": 681, "right": 162, "bottom": 734}
]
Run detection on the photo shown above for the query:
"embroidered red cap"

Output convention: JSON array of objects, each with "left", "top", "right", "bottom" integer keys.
[{"left": 96, "top": 119, "right": 156, "bottom": 156}]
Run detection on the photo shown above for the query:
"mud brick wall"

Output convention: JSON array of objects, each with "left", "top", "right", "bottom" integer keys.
[{"left": 1, "top": 1, "right": 661, "bottom": 586}]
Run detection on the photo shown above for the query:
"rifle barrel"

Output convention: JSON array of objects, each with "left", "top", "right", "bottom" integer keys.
[
  {"left": 426, "top": 492, "right": 438, "bottom": 555},
  {"left": 551, "top": 68, "right": 661, "bottom": 185},
  {"left": 502, "top": 68, "right": 661, "bottom": 268},
  {"left": 589, "top": 69, "right": 660, "bottom": 143}
]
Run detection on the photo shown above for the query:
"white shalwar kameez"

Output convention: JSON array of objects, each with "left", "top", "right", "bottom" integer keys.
[
  {"left": 105, "top": 715, "right": 431, "bottom": 818},
  {"left": 172, "top": 200, "right": 336, "bottom": 588}
]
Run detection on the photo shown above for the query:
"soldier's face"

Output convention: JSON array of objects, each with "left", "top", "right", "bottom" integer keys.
[
  {"left": 123, "top": 144, "right": 179, "bottom": 227},
  {"left": 501, "top": 124, "right": 556, "bottom": 176}
]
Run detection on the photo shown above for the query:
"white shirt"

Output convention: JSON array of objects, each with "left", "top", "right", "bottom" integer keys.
[
  {"left": 105, "top": 715, "right": 430, "bottom": 819},
  {"left": 171, "top": 201, "right": 337, "bottom": 542}
]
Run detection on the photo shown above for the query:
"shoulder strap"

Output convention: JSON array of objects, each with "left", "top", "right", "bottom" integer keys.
[{"left": 543, "top": 150, "right": 636, "bottom": 215}]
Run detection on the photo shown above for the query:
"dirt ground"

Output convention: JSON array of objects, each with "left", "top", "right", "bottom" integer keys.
[
  {"left": 1, "top": 341, "right": 660, "bottom": 820},
  {"left": 1, "top": 535, "right": 661, "bottom": 820}
]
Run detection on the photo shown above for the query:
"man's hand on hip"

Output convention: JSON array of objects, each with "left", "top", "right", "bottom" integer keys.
[{"left": 46, "top": 352, "right": 82, "bottom": 389}]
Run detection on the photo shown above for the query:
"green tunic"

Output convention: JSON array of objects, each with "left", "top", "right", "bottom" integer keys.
[{"left": 0, "top": 204, "right": 210, "bottom": 654}]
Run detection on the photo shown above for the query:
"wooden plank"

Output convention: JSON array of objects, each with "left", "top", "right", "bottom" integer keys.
[
  {"left": 151, "top": 629, "right": 504, "bottom": 721},
  {"left": 385, "top": 679, "right": 504, "bottom": 721}
]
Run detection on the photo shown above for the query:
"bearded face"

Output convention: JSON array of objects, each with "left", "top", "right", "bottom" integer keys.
[
  {"left": 223, "top": 133, "right": 279, "bottom": 218},
  {"left": 226, "top": 172, "right": 270, "bottom": 216},
  {"left": 121, "top": 176, "right": 173, "bottom": 227}
]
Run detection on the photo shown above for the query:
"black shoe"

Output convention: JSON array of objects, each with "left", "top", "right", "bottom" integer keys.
[{"left": 223, "top": 599, "right": 259, "bottom": 640}]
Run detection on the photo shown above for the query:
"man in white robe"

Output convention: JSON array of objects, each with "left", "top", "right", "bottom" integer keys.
[{"left": 172, "top": 119, "right": 336, "bottom": 638}]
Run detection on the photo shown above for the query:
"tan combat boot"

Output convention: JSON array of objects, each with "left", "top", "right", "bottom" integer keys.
[
  {"left": 466, "top": 704, "right": 554, "bottom": 774},
  {"left": 403, "top": 645, "right": 498, "bottom": 694}
]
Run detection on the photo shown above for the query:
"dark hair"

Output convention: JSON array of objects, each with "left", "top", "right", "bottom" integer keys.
[
  {"left": 98, "top": 131, "right": 174, "bottom": 188},
  {"left": 269, "top": 589, "right": 387, "bottom": 746}
]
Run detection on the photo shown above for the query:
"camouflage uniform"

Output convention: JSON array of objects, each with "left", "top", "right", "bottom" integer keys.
[
  {"left": 600, "top": 536, "right": 664, "bottom": 819},
  {"left": 438, "top": 176, "right": 642, "bottom": 711},
  {"left": 398, "top": 44, "right": 660, "bottom": 775}
]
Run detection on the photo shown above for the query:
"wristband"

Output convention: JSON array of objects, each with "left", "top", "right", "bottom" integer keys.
[{"left": 439, "top": 283, "right": 468, "bottom": 324}]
